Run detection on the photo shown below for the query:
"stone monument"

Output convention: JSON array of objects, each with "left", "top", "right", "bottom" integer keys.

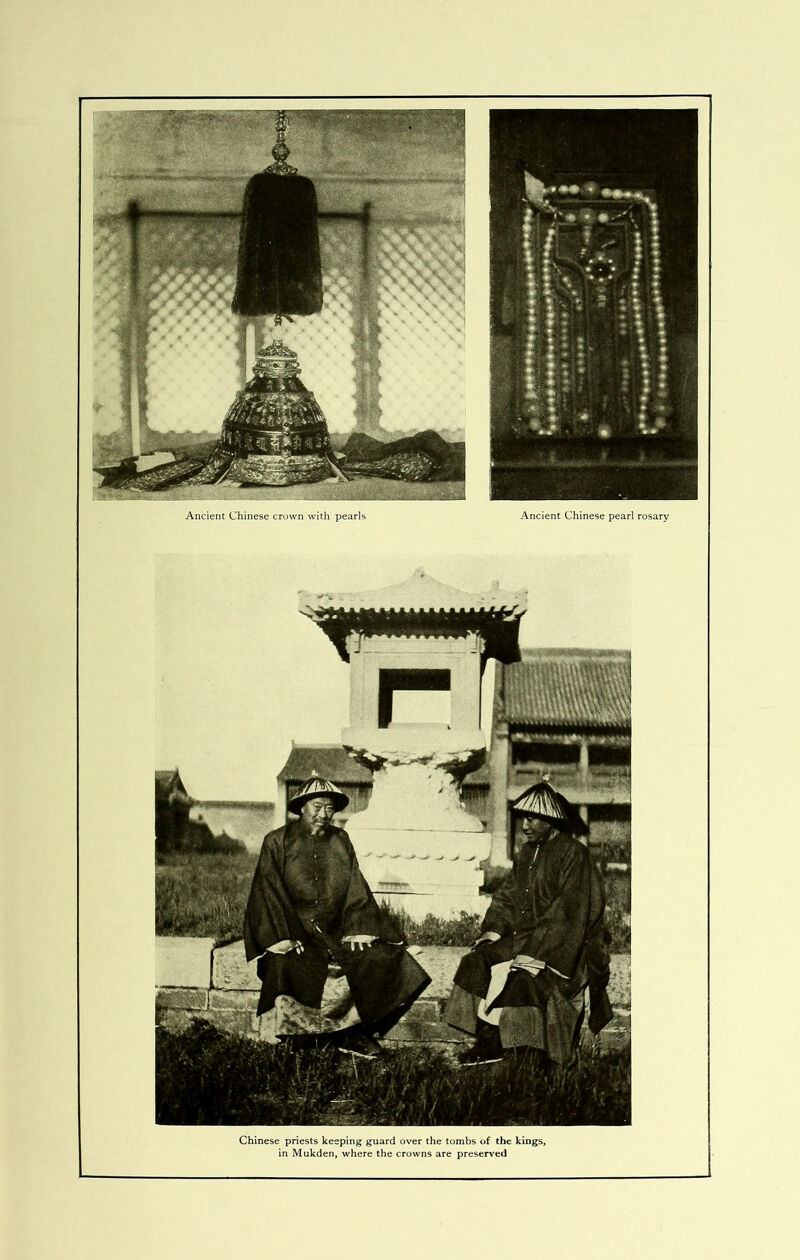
[{"left": 298, "top": 569, "right": 527, "bottom": 917}]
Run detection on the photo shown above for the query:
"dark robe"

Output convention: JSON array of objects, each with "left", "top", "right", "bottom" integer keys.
[
  {"left": 445, "top": 830, "right": 612, "bottom": 1061},
  {"left": 244, "top": 820, "right": 430, "bottom": 1033}
]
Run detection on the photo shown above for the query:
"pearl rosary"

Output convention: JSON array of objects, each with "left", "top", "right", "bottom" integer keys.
[{"left": 519, "top": 178, "right": 672, "bottom": 438}]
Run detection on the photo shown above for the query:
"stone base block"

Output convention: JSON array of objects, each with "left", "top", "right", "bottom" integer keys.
[
  {"left": 212, "top": 942, "right": 260, "bottom": 991},
  {"left": 155, "top": 937, "right": 214, "bottom": 989},
  {"left": 200, "top": 1010, "right": 256, "bottom": 1036},
  {"left": 209, "top": 990, "right": 259, "bottom": 1011},
  {"left": 156, "top": 987, "right": 208, "bottom": 1011},
  {"left": 350, "top": 828, "right": 490, "bottom": 864},
  {"left": 156, "top": 1009, "right": 198, "bottom": 1033}
]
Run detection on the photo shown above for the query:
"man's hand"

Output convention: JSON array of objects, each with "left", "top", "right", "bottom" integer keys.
[
  {"left": 267, "top": 939, "right": 304, "bottom": 954},
  {"left": 472, "top": 931, "right": 501, "bottom": 949},
  {"left": 342, "top": 935, "right": 377, "bottom": 951}
]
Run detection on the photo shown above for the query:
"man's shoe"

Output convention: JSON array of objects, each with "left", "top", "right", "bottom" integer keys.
[
  {"left": 336, "top": 1030, "right": 382, "bottom": 1059},
  {"left": 456, "top": 1043, "right": 503, "bottom": 1067}
]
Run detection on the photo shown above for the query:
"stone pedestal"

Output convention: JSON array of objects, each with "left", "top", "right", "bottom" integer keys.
[
  {"left": 298, "top": 569, "right": 527, "bottom": 918},
  {"left": 343, "top": 725, "right": 490, "bottom": 918}
]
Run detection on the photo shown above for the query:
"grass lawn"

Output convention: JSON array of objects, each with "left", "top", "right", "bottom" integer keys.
[
  {"left": 156, "top": 850, "right": 629, "bottom": 950},
  {"left": 156, "top": 851, "right": 255, "bottom": 943},
  {"left": 156, "top": 1019, "right": 630, "bottom": 1126},
  {"left": 155, "top": 851, "right": 483, "bottom": 946}
]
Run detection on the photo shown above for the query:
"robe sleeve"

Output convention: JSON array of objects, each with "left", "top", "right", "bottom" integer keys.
[
  {"left": 583, "top": 856, "right": 613, "bottom": 1032},
  {"left": 480, "top": 863, "right": 518, "bottom": 937},
  {"left": 336, "top": 830, "right": 383, "bottom": 938},
  {"left": 243, "top": 829, "right": 305, "bottom": 961}
]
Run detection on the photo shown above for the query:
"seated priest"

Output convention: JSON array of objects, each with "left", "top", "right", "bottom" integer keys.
[
  {"left": 244, "top": 775, "right": 431, "bottom": 1057},
  {"left": 444, "top": 780, "right": 613, "bottom": 1067}
]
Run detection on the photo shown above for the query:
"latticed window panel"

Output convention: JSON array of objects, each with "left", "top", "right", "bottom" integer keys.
[
  {"left": 375, "top": 225, "right": 465, "bottom": 434},
  {"left": 253, "top": 219, "right": 361, "bottom": 435},
  {"left": 140, "top": 217, "right": 242, "bottom": 436},
  {"left": 92, "top": 218, "right": 129, "bottom": 439}
]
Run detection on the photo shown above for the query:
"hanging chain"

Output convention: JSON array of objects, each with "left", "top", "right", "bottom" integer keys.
[{"left": 266, "top": 109, "right": 298, "bottom": 175}]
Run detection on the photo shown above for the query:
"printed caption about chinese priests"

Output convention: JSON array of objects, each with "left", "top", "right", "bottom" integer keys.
[{"left": 238, "top": 1133, "right": 545, "bottom": 1160}]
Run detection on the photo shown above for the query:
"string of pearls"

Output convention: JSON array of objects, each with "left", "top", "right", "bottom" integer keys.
[
  {"left": 600, "top": 187, "right": 671, "bottom": 430},
  {"left": 618, "top": 284, "right": 632, "bottom": 413},
  {"left": 629, "top": 225, "right": 652, "bottom": 431},
  {"left": 521, "top": 202, "right": 540, "bottom": 424},
  {"left": 541, "top": 222, "right": 559, "bottom": 433},
  {"left": 637, "top": 193, "right": 670, "bottom": 423},
  {"left": 525, "top": 180, "right": 671, "bottom": 438},
  {"left": 558, "top": 297, "right": 572, "bottom": 399}
]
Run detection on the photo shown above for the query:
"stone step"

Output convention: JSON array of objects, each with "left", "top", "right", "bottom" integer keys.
[{"left": 156, "top": 936, "right": 631, "bottom": 1051}]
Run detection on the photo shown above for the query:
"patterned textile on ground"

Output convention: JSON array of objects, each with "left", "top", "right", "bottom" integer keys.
[
  {"left": 104, "top": 456, "right": 208, "bottom": 491},
  {"left": 259, "top": 971, "right": 363, "bottom": 1040},
  {"left": 340, "top": 429, "right": 465, "bottom": 482},
  {"left": 98, "top": 428, "right": 466, "bottom": 490}
]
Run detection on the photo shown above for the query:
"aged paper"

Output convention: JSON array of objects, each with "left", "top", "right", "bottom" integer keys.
[{"left": 3, "top": 0, "right": 796, "bottom": 1255}]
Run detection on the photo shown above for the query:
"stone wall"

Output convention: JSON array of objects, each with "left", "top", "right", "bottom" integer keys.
[{"left": 156, "top": 937, "right": 631, "bottom": 1051}]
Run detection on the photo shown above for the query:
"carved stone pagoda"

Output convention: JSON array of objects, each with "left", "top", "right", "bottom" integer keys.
[{"left": 299, "top": 569, "right": 527, "bottom": 916}]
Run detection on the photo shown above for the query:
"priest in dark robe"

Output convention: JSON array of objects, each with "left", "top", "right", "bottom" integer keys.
[
  {"left": 444, "top": 780, "right": 612, "bottom": 1066},
  {"left": 244, "top": 775, "right": 431, "bottom": 1056}
]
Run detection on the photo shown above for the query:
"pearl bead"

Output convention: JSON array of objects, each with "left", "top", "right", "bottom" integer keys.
[
  {"left": 598, "top": 212, "right": 609, "bottom": 223},
  {"left": 569, "top": 184, "right": 579, "bottom": 195}
]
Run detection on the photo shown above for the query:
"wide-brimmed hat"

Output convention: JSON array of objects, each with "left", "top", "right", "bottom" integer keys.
[
  {"left": 287, "top": 774, "right": 349, "bottom": 815},
  {"left": 511, "top": 779, "right": 568, "bottom": 823}
]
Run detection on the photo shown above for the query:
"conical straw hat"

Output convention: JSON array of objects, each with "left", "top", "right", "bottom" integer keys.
[
  {"left": 510, "top": 779, "right": 568, "bottom": 822},
  {"left": 287, "top": 774, "right": 349, "bottom": 815}
]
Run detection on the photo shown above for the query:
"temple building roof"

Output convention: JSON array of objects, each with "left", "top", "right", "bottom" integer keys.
[
  {"left": 277, "top": 744, "right": 373, "bottom": 786},
  {"left": 298, "top": 568, "right": 528, "bottom": 663},
  {"left": 499, "top": 649, "right": 631, "bottom": 730},
  {"left": 155, "top": 768, "right": 193, "bottom": 807}
]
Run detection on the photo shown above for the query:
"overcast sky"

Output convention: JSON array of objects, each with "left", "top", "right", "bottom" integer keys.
[{"left": 156, "top": 554, "right": 629, "bottom": 800}]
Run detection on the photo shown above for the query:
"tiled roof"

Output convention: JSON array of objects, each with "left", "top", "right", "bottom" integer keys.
[
  {"left": 277, "top": 745, "right": 373, "bottom": 785},
  {"left": 501, "top": 649, "right": 630, "bottom": 729},
  {"left": 155, "top": 768, "right": 193, "bottom": 805},
  {"left": 299, "top": 568, "right": 527, "bottom": 663},
  {"left": 277, "top": 743, "right": 489, "bottom": 787}
]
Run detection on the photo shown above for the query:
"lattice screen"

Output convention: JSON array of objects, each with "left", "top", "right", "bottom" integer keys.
[
  {"left": 92, "top": 218, "right": 129, "bottom": 444},
  {"left": 92, "top": 210, "right": 465, "bottom": 456},
  {"left": 141, "top": 217, "right": 242, "bottom": 437},
  {"left": 376, "top": 225, "right": 465, "bottom": 434}
]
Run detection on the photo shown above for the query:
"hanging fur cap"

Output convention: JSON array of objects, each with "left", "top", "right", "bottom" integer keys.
[
  {"left": 510, "top": 779, "right": 568, "bottom": 822},
  {"left": 287, "top": 774, "right": 349, "bottom": 815},
  {"left": 231, "top": 113, "right": 323, "bottom": 317},
  {"left": 232, "top": 171, "right": 323, "bottom": 317}
]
